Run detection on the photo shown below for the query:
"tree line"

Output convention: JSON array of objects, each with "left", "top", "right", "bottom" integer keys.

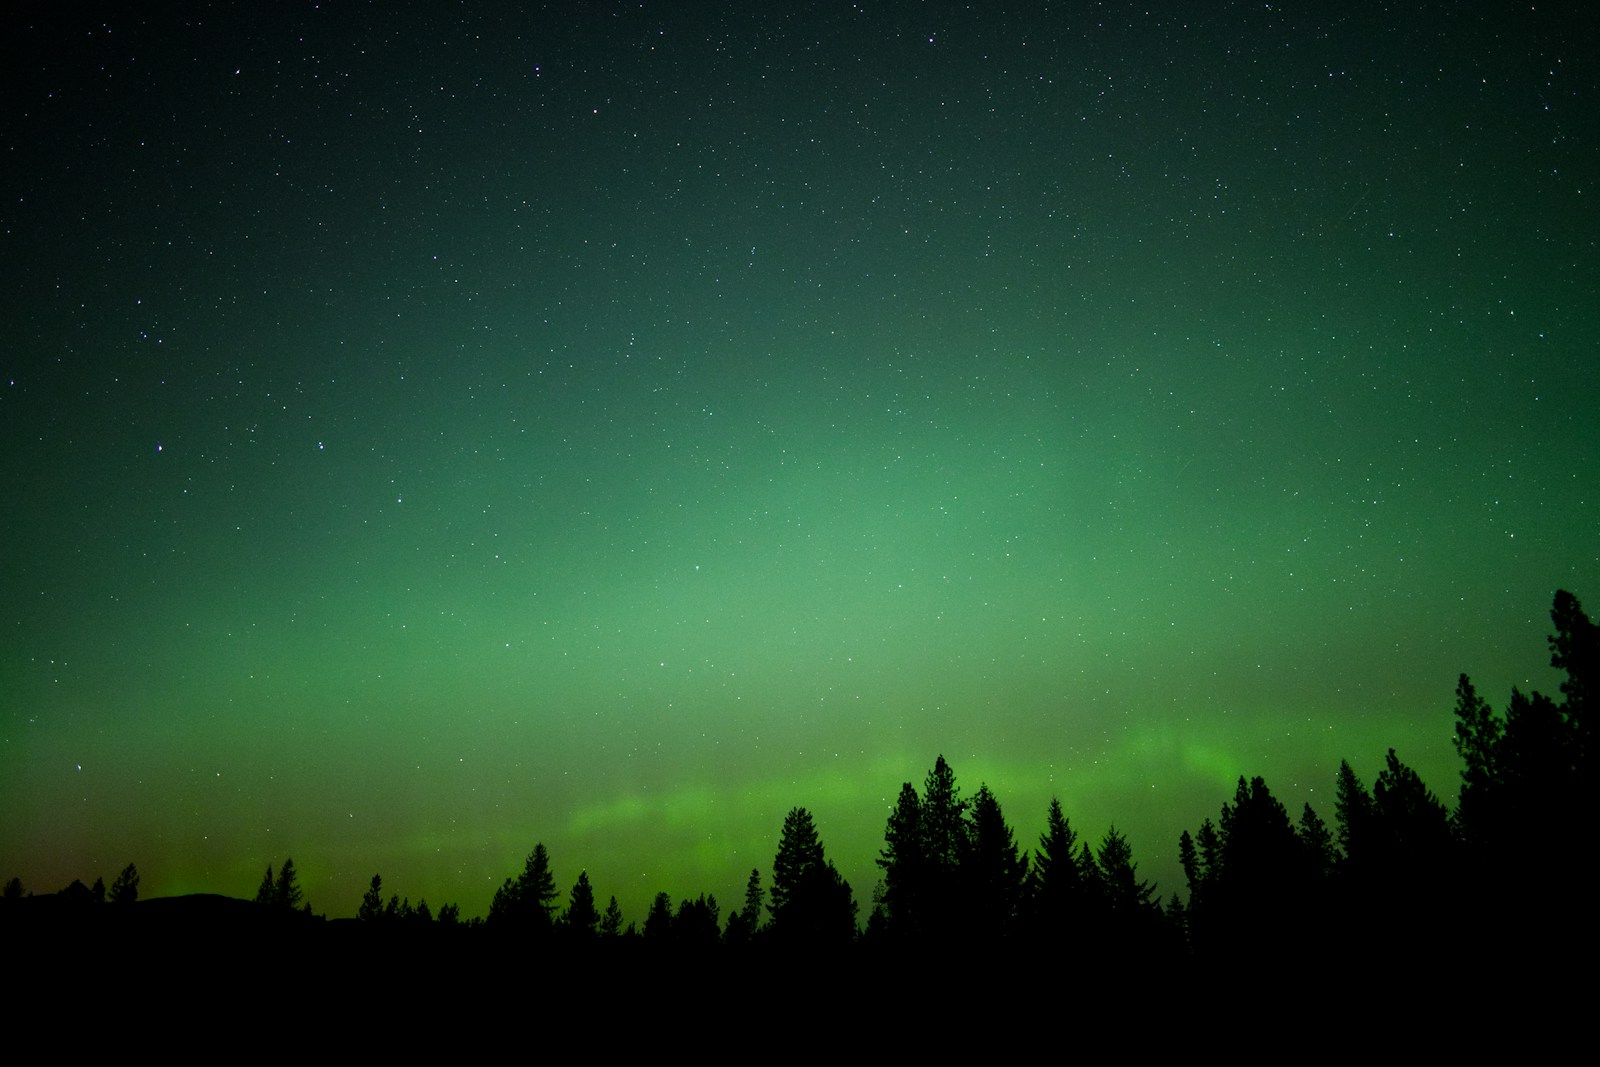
[{"left": 7, "top": 590, "right": 1592, "bottom": 969}]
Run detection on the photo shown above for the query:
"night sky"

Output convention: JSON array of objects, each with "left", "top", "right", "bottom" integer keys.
[{"left": 4, "top": 2, "right": 1595, "bottom": 922}]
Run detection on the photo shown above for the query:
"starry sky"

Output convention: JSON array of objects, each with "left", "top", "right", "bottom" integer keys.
[{"left": 3, "top": 1, "right": 1595, "bottom": 921}]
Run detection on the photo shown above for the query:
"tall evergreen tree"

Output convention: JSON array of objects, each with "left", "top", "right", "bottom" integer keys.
[
  {"left": 876, "top": 782, "right": 925, "bottom": 938},
  {"left": 359, "top": 874, "right": 384, "bottom": 922},
  {"left": 770, "top": 807, "right": 856, "bottom": 944},
  {"left": 600, "top": 895, "right": 625, "bottom": 938},
  {"left": 738, "top": 867, "right": 764, "bottom": 936},
  {"left": 1095, "top": 827, "right": 1155, "bottom": 914},
  {"left": 488, "top": 843, "right": 559, "bottom": 929},
  {"left": 1217, "top": 777, "right": 1301, "bottom": 890},
  {"left": 564, "top": 870, "right": 600, "bottom": 937},
  {"left": 254, "top": 864, "right": 275, "bottom": 906},
  {"left": 1550, "top": 589, "right": 1596, "bottom": 741},
  {"left": 517, "top": 844, "right": 559, "bottom": 922},
  {"left": 1334, "top": 759, "right": 1375, "bottom": 866},
  {"left": 769, "top": 807, "right": 824, "bottom": 925},
  {"left": 674, "top": 893, "right": 721, "bottom": 948},
  {"left": 1453, "top": 673, "right": 1503, "bottom": 835},
  {"left": 966, "top": 784, "right": 1026, "bottom": 940},
  {"left": 1035, "top": 798, "right": 1083, "bottom": 897},
  {"left": 1177, "top": 829, "right": 1203, "bottom": 904},
  {"left": 108, "top": 863, "right": 140, "bottom": 906},
  {"left": 1298, "top": 803, "right": 1336, "bottom": 882},
  {"left": 643, "top": 891, "right": 674, "bottom": 942},
  {"left": 920, "top": 756, "right": 967, "bottom": 873},
  {"left": 273, "top": 857, "right": 304, "bottom": 911}
]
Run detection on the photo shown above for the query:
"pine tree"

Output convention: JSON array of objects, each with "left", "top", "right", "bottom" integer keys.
[
  {"left": 487, "top": 843, "right": 560, "bottom": 929},
  {"left": 643, "top": 891, "right": 674, "bottom": 941},
  {"left": 674, "top": 894, "right": 721, "bottom": 947},
  {"left": 966, "top": 784, "right": 1026, "bottom": 939},
  {"left": 564, "top": 870, "right": 600, "bottom": 936},
  {"left": 770, "top": 807, "right": 856, "bottom": 944},
  {"left": 109, "top": 863, "right": 140, "bottom": 906},
  {"left": 1298, "top": 803, "right": 1336, "bottom": 882},
  {"left": 254, "top": 864, "right": 276, "bottom": 906},
  {"left": 876, "top": 781, "right": 925, "bottom": 937},
  {"left": 600, "top": 895, "right": 624, "bottom": 937},
  {"left": 1550, "top": 589, "right": 1596, "bottom": 735},
  {"left": 769, "top": 807, "right": 824, "bottom": 925},
  {"left": 1335, "top": 759, "right": 1374, "bottom": 866},
  {"left": 1036, "top": 798, "right": 1083, "bottom": 897},
  {"left": 740, "top": 867, "right": 764, "bottom": 933},
  {"left": 1372, "top": 748, "right": 1452, "bottom": 862},
  {"left": 1095, "top": 827, "right": 1155, "bottom": 913},
  {"left": 1177, "top": 829, "right": 1204, "bottom": 903},
  {"left": 920, "top": 756, "right": 967, "bottom": 873},
  {"left": 516, "top": 844, "right": 559, "bottom": 924},
  {"left": 273, "top": 857, "right": 304, "bottom": 911},
  {"left": 1217, "top": 776, "right": 1300, "bottom": 889},
  {"left": 359, "top": 874, "right": 384, "bottom": 921}
]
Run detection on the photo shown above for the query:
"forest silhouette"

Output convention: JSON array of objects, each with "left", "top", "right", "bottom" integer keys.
[{"left": 6, "top": 589, "right": 1593, "bottom": 1001}]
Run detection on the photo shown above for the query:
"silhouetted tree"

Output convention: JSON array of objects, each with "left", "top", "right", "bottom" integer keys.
[
  {"left": 600, "top": 896, "right": 624, "bottom": 938},
  {"left": 1453, "top": 673, "right": 1503, "bottom": 843},
  {"left": 1298, "top": 804, "right": 1336, "bottom": 883},
  {"left": 876, "top": 782, "right": 925, "bottom": 939},
  {"left": 274, "top": 858, "right": 303, "bottom": 911},
  {"left": 770, "top": 807, "right": 824, "bottom": 926},
  {"left": 740, "top": 867, "right": 763, "bottom": 934},
  {"left": 1092, "top": 826, "right": 1172, "bottom": 962},
  {"left": 966, "top": 784, "right": 1026, "bottom": 941},
  {"left": 2, "top": 876, "right": 22, "bottom": 900},
  {"left": 921, "top": 756, "right": 967, "bottom": 876},
  {"left": 1183, "top": 776, "right": 1316, "bottom": 960},
  {"left": 1335, "top": 760, "right": 1375, "bottom": 867},
  {"left": 1177, "top": 828, "right": 1204, "bottom": 906},
  {"left": 359, "top": 874, "right": 384, "bottom": 922},
  {"left": 109, "top": 863, "right": 139, "bottom": 906},
  {"left": 489, "top": 843, "right": 559, "bottom": 930},
  {"left": 1034, "top": 797, "right": 1087, "bottom": 908},
  {"left": 1095, "top": 827, "right": 1155, "bottom": 915},
  {"left": 564, "top": 871, "right": 600, "bottom": 937},
  {"left": 769, "top": 807, "right": 856, "bottom": 944},
  {"left": 674, "top": 893, "right": 721, "bottom": 948},
  {"left": 1550, "top": 589, "right": 1596, "bottom": 756},
  {"left": 874, "top": 755, "right": 971, "bottom": 941},
  {"left": 254, "top": 865, "right": 275, "bottom": 906},
  {"left": 253, "top": 859, "right": 304, "bottom": 912},
  {"left": 725, "top": 868, "right": 764, "bottom": 945},
  {"left": 643, "top": 891, "right": 674, "bottom": 942}
]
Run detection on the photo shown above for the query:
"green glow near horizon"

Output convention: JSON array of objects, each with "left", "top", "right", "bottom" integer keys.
[{"left": 3, "top": 3, "right": 1594, "bottom": 924}]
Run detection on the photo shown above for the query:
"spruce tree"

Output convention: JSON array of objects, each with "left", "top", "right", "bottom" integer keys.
[
  {"left": 565, "top": 870, "right": 600, "bottom": 936},
  {"left": 359, "top": 874, "right": 384, "bottom": 921},
  {"left": 600, "top": 895, "right": 625, "bottom": 937},
  {"left": 876, "top": 782, "right": 924, "bottom": 937},
  {"left": 109, "top": 863, "right": 140, "bottom": 906},
  {"left": 273, "top": 857, "right": 303, "bottom": 911},
  {"left": 769, "top": 807, "right": 824, "bottom": 925}
]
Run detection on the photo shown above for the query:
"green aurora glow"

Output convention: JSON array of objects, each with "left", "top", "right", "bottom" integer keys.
[{"left": 2, "top": 2, "right": 1595, "bottom": 922}]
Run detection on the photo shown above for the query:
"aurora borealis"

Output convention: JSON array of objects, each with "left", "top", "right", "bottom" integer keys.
[{"left": 3, "top": 2, "right": 1595, "bottom": 923}]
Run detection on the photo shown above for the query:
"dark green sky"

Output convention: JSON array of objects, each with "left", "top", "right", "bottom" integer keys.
[{"left": 3, "top": 1, "right": 1595, "bottom": 922}]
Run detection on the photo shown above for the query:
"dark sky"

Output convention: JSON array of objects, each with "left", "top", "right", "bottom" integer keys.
[{"left": 3, "top": 1, "right": 1595, "bottom": 922}]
